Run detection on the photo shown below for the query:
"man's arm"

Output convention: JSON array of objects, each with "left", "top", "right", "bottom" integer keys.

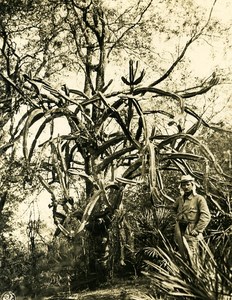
[{"left": 194, "top": 196, "right": 211, "bottom": 233}]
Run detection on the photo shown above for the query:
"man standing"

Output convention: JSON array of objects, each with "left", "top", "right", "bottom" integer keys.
[{"left": 174, "top": 175, "right": 211, "bottom": 265}]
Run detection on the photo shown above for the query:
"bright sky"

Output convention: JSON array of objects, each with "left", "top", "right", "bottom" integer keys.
[
  {"left": 191, "top": 0, "right": 232, "bottom": 74},
  {"left": 196, "top": 0, "right": 232, "bottom": 24}
]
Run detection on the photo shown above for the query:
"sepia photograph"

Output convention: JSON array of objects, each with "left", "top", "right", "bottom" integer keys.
[{"left": 0, "top": 0, "right": 231, "bottom": 299}]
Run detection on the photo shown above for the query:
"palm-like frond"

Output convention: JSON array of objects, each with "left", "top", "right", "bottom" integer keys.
[{"left": 142, "top": 231, "right": 231, "bottom": 300}]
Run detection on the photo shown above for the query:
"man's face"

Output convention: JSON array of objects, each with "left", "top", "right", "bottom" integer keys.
[{"left": 181, "top": 181, "right": 193, "bottom": 193}]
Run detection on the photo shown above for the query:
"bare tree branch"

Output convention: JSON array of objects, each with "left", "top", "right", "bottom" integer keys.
[
  {"left": 149, "top": 0, "right": 218, "bottom": 87},
  {"left": 107, "top": 0, "right": 153, "bottom": 58}
]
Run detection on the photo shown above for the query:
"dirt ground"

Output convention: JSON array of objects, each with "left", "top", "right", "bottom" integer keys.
[{"left": 47, "top": 278, "right": 154, "bottom": 300}]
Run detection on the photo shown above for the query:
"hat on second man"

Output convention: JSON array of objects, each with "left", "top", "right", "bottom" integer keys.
[{"left": 179, "top": 175, "right": 195, "bottom": 183}]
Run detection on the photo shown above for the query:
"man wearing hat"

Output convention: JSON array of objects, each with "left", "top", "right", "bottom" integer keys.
[{"left": 174, "top": 175, "right": 211, "bottom": 264}]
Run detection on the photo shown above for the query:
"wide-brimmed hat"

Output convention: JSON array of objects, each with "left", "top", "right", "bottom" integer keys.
[{"left": 179, "top": 175, "right": 195, "bottom": 183}]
